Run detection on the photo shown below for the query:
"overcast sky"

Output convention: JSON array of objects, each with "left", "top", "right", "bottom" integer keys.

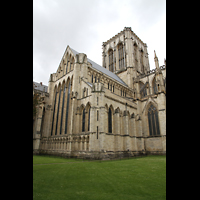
[{"left": 33, "top": 0, "right": 166, "bottom": 86}]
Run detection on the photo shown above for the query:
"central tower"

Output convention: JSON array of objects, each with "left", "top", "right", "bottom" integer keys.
[{"left": 102, "top": 27, "right": 150, "bottom": 88}]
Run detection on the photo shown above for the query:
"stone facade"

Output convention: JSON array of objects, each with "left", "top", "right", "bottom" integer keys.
[{"left": 33, "top": 27, "right": 166, "bottom": 159}]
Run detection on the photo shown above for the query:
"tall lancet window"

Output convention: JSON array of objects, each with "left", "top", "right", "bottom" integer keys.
[
  {"left": 118, "top": 43, "right": 124, "bottom": 69},
  {"left": 108, "top": 108, "right": 112, "bottom": 133},
  {"left": 109, "top": 49, "right": 114, "bottom": 72},
  {"left": 51, "top": 90, "right": 57, "bottom": 136},
  {"left": 88, "top": 108, "right": 90, "bottom": 131},
  {"left": 65, "top": 82, "right": 71, "bottom": 134},
  {"left": 59, "top": 85, "right": 66, "bottom": 134},
  {"left": 148, "top": 104, "right": 160, "bottom": 136},
  {"left": 82, "top": 108, "right": 86, "bottom": 132},
  {"left": 55, "top": 87, "right": 62, "bottom": 135}
]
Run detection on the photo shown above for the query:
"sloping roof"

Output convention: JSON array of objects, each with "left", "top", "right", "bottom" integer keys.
[
  {"left": 33, "top": 81, "right": 48, "bottom": 93},
  {"left": 70, "top": 47, "right": 127, "bottom": 87}
]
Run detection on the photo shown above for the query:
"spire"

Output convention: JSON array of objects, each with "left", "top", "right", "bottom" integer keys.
[
  {"left": 154, "top": 50, "right": 159, "bottom": 69},
  {"left": 154, "top": 50, "right": 157, "bottom": 59}
]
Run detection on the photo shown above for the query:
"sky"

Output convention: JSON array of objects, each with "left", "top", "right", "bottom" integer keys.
[{"left": 33, "top": 0, "right": 166, "bottom": 86}]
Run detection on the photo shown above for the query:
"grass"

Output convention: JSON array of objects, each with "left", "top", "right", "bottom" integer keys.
[{"left": 33, "top": 155, "right": 166, "bottom": 200}]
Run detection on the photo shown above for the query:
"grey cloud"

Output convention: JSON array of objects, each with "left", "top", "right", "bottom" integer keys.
[{"left": 33, "top": 0, "right": 166, "bottom": 86}]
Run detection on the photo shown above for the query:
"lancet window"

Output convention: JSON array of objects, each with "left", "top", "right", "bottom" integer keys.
[
  {"left": 148, "top": 104, "right": 160, "bottom": 136},
  {"left": 118, "top": 43, "right": 124, "bottom": 69},
  {"left": 51, "top": 90, "right": 57, "bottom": 136},
  {"left": 109, "top": 49, "right": 114, "bottom": 72},
  {"left": 108, "top": 108, "right": 112, "bottom": 133},
  {"left": 55, "top": 87, "right": 62, "bottom": 135},
  {"left": 59, "top": 85, "right": 66, "bottom": 134},
  {"left": 65, "top": 82, "right": 71, "bottom": 134},
  {"left": 82, "top": 108, "right": 86, "bottom": 132}
]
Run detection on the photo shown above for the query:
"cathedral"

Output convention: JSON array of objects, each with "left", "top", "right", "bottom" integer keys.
[{"left": 33, "top": 27, "right": 166, "bottom": 159}]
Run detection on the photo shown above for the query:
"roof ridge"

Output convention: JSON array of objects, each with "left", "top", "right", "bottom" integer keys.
[{"left": 69, "top": 46, "right": 128, "bottom": 87}]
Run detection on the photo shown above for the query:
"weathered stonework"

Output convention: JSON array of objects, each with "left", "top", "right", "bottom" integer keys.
[{"left": 33, "top": 27, "right": 166, "bottom": 159}]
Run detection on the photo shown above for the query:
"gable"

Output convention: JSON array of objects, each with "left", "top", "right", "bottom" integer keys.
[{"left": 70, "top": 47, "right": 128, "bottom": 87}]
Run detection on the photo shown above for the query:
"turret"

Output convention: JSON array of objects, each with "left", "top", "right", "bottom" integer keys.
[{"left": 154, "top": 50, "right": 159, "bottom": 70}]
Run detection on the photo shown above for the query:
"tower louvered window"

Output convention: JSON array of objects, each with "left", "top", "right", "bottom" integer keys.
[
  {"left": 118, "top": 43, "right": 124, "bottom": 69},
  {"left": 148, "top": 104, "right": 160, "bottom": 136},
  {"left": 109, "top": 50, "right": 114, "bottom": 72}
]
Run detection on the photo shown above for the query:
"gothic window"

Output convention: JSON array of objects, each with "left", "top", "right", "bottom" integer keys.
[
  {"left": 51, "top": 90, "right": 57, "bottom": 135},
  {"left": 88, "top": 108, "right": 90, "bottom": 131},
  {"left": 148, "top": 104, "right": 160, "bottom": 136},
  {"left": 65, "top": 82, "right": 71, "bottom": 134},
  {"left": 118, "top": 43, "right": 124, "bottom": 69},
  {"left": 109, "top": 49, "right": 114, "bottom": 72},
  {"left": 108, "top": 108, "right": 112, "bottom": 133},
  {"left": 59, "top": 85, "right": 66, "bottom": 134},
  {"left": 91, "top": 75, "right": 93, "bottom": 83},
  {"left": 82, "top": 108, "right": 86, "bottom": 132},
  {"left": 55, "top": 87, "right": 62, "bottom": 135}
]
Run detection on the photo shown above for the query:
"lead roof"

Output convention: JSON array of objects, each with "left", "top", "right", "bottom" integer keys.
[{"left": 70, "top": 47, "right": 127, "bottom": 87}]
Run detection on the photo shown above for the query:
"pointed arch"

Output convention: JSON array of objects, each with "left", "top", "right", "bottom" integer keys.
[
  {"left": 82, "top": 107, "right": 86, "bottom": 132},
  {"left": 147, "top": 103, "right": 160, "bottom": 136},
  {"left": 108, "top": 49, "right": 114, "bottom": 72},
  {"left": 59, "top": 79, "right": 66, "bottom": 135},
  {"left": 118, "top": 42, "right": 124, "bottom": 69},
  {"left": 64, "top": 77, "right": 71, "bottom": 134},
  {"left": 51, "top": 85, "right": 58, "bottom": 136},
  {"left": 85, "top": 102, "right": 91, "bottom": 131},
  {"left": 143, "top": 98, "right": 158, "bottom": 116},
  {"left": 108, "top": 105, "right": 114, "bottom": 133},
  {"left": 55, "top": 83, "right": 62, "bottom": 135},
  {"left": 105, "top": 104, "right": 108, "bottom": 111}
]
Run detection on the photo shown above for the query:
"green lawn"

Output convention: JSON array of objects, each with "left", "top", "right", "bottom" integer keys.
[{"left": 33, "top": 155, "right": 166, "bottom": 200}]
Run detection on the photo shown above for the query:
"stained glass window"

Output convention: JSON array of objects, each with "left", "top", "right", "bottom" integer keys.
[
  {"left": 148, "top": 104, "right": 160, "bottom": 136},
  {"left": 65, "top": 83, "right": 71, "bottom": 134},
  {"left": 59, "top": 85, "right": 66, "bottom": 134},
  {"left": 82, "top": 108, "right": 85, "bottom": 132},
  {"left": 108, "top": 108, "right": 112, "bottom": 133},
  {"left": 55, "top": 87, "right": 61, "bottom": 135},
  {"left": 51, "top": 91, "right": 57, "bottom": 135}
]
